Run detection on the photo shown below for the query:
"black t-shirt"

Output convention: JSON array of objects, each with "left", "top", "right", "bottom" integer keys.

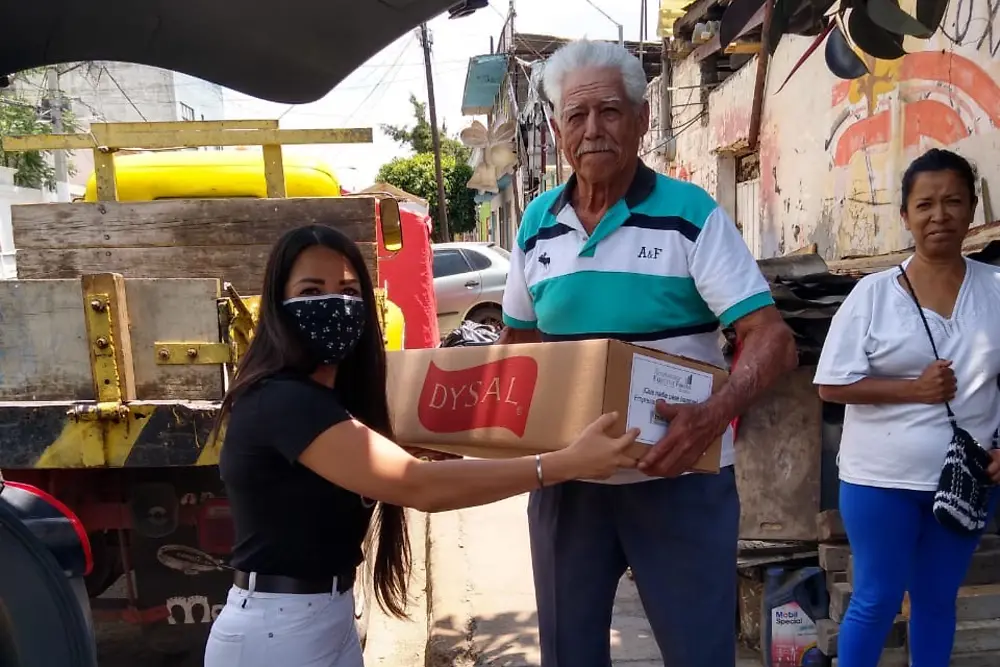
[{"left": 219, "top": 373, "right": 375, "bottom": 579}]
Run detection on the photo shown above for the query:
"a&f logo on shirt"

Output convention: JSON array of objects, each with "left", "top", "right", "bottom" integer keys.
[
  {"left": 637, "top": 246, "right": 662, "bottom": 259},
  {"left": 538, "top": 252, "right": 551, "bottom": 268}
]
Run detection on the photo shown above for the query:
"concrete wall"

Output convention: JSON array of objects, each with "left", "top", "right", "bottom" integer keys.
[
  {"left": 643, "top": 2, "right": 1000, "bottom": 260},
  {"left": 0, "top": 166, "right": 62, "bottom": 278},
  {"left": 173, "top": 71, "right": 225, "bottom": 122},
  {"left": 55, "top": 63, "right": 224, "bottom": 188}
]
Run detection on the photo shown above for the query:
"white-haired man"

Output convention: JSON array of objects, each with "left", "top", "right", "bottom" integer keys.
[{"left": 499, "top": 40, "right": 798, "bottom": 666}]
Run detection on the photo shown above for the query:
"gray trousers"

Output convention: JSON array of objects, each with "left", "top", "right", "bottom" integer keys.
[{"left": 528, "top": 466, "right": 740, "bottom": 667}]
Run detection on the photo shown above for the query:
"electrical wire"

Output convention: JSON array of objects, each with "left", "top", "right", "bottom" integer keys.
[
  {"left": 102, "top": 66, "right": 148, "bottom": 122},
  {"left": 639, "top": 110, "right": 707, "bottom": 157},
  {"left": 343, "top": 34, "right": 416, "bottom": 124}
]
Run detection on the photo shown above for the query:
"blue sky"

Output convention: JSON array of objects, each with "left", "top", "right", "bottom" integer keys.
[{"left": 223, "top": 0, "right": 662, "bottom": 189}]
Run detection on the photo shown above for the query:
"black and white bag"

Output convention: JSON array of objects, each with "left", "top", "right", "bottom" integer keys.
[{"left": 898, "top": 265, "right": 997, "bottom": 535}]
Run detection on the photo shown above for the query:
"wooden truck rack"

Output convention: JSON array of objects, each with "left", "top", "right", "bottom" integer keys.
[{"left": 0, "top": 120, "right": 394, "bottom": 651}]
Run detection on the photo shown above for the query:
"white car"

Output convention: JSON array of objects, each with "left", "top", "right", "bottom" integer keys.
[{"left": 431, "top": 242, "right": 510, "bottom": 335}]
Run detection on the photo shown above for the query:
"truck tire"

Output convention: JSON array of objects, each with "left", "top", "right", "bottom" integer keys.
[{"left": 0, "top": 502, "right": 97, "bottom": 667}]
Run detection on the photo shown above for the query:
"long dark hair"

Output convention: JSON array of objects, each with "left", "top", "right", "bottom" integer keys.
[{"left": 218, "top": 224, "right": 411, "bottom": 618}]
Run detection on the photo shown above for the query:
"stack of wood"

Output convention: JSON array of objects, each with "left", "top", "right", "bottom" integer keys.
[{"left": 815, "top": 510, "right": 1000, "bottom": 666}]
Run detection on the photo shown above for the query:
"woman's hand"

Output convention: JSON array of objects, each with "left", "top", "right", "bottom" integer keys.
[
  {"left": 987, "top": 450, "right": 1000, "bottom": 485},
  {"left": 911, "top": 359, "right": 957, "bottom": 404},
  {"left": 546, "top": 412, "right": 641, "bottom": 482}
]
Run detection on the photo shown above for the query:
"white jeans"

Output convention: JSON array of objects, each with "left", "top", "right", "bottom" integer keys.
[{"left": 204, "top": 575, "right": 362, "bottom": 667}]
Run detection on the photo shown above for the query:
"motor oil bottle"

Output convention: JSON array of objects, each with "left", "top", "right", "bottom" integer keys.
[{"left": 761, "top": 566, "right": 828, "bottom": 666}]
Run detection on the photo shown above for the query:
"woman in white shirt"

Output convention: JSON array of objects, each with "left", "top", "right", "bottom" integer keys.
[{"left": 814, "top": 148, "right": 1000, "bottom": 666}]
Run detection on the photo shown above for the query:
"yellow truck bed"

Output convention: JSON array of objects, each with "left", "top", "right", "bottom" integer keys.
[{"left": 0, "top": 196, "right": 387, "bottom": 469}]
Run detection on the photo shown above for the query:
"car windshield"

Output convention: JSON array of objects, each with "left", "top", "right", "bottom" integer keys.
[{"left": 489, "top": 245, "right": 511, "bottom": 260}]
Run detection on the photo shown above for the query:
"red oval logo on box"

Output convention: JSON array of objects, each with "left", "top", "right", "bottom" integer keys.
[{"left": 417, "top": 357, "right": 539, "bottom": 437}]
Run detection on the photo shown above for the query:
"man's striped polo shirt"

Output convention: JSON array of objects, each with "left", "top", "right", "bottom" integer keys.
[{"left": 501, "top": 160, "right": 774, "bottom": 477}]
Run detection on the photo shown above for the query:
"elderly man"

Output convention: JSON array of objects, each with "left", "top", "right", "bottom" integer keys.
[{"left": 499, "top": 40, "right": 797, "bottom": 667}]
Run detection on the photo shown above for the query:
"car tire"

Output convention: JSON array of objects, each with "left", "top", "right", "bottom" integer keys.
[
  {"left": 466, "top": 305, "right": 503, "bottom": 330},
  {"left": 0, "top": 502, "right": 97, "bottom": 667}
]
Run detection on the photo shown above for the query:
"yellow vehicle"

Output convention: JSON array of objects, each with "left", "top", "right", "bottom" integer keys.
[
  {"left": 82, "top": 149, "right": 406, "bottom": 350},
  {"left": 82, "top": 149, "right": 345, "bottom": 201}
]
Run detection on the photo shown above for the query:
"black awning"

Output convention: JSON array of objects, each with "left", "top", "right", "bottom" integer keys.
[{"left": 2, "top": 0, "right": 465, "bottom": 104}]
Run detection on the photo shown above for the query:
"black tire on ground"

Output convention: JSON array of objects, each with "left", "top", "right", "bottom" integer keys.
[
  {"left": 466, "top": 305, "right": 503, "bottom": 329},
  {"left": 0, "top": 502, "right": 97, "bottom": 667}
]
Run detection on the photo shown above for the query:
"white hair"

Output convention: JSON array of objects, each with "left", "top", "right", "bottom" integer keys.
[{"left": 541, "top": 39, "right": 648, "bottom": 113}]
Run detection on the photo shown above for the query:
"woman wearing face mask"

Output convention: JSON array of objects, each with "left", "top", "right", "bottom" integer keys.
[
  {"left": 204, "top": 223, "right": 640, "bottom": 667},
  {"left": 814, "top": 149, "right": 1000, "bottom": 666}
]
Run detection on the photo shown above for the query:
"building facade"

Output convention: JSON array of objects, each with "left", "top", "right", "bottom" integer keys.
[
  {"left": 12, "top": 62, "right": 225, "bottom": 195},
  {"left": 642, "top": 0, "right": 1000, "bottom": 261},
  {"left": 459, "top": 22, "right": 660, "bottom": 249}
]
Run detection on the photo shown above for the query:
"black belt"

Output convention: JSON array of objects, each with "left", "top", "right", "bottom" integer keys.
[{"left": 233, "top": 569, "right": 356, "bottom": 595}]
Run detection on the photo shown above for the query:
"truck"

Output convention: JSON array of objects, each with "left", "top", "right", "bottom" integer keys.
[{"left": 0, "top": 120, "right": 409, "bottom": 665}]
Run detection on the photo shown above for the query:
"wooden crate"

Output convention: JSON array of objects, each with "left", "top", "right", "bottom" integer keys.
[
  {"left": 0, "top": 278, "right": 223, "bottom": 402},
  {"left": 10, "top": 197, "right": 379, "bottom": 294},
  {"left": 736, "top": 365, "right": 823, "bottom": 541}
]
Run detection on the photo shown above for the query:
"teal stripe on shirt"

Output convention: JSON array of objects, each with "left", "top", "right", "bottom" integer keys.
[
  {"left": 527, "top": 271, "right": 718, "bottom": 336},
  {"left": 629, "top": 177, "right": 720, "bottom": 231},
  {"left": 719, "top": 291, "right": 774, "bottom": 326}
]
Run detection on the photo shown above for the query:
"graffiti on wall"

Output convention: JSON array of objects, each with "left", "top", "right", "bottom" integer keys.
[
  {"left": 829, "top": 51, "right": 1000, "bottom": 169},
  {"left": 943, "top": 0, "right": 1000, "bottom": 56},
  {"left": 817, "top": 41, "right": 1000, "bottom": 255},
  {"left": 668, "top": 164, "right": 692, "bottom": 181}
]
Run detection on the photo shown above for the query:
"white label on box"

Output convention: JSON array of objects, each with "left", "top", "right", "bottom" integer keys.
[{"left": 626, "top": 354, "right": 715, "bottom": 445}]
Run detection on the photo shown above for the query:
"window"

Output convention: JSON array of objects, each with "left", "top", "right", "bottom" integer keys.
[
  {"left": 432, "top": 249, "right": 473, "bottom": 278},
  {"left": 489, "top": 245, "right": 511, "bottom": 260},
  {"left": 462, "top": 249, "right": 493, "bottom": 271},
  {"left": 180, "top": 103, "right": 195, "bottom": 121}
]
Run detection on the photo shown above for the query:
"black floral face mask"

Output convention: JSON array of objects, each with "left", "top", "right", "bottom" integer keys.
[{"left": 283, "top": 294, "right": 367, "bottom": 365}]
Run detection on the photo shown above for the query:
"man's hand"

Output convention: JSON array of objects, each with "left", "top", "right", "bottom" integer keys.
[
  {"left": 987, "top": 450, "right": 1000, "bottom": 485},
  {"left": 497, "top": 326, "right": 541, "bottom": 345},
  {"left": 404, "top": 446, "right": 462, "bottom": 462},
  {"left": 638, "top": 400, "right": 729, "bottom": 477}
]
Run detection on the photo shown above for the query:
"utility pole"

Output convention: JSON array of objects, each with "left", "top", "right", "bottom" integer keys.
[
  {"left": 418, "top": 23, "right": 450, "bottom": 242},
  {"left": 45, "top": 68, "right": 70, "bottom": 201},
  {"left": 639, "top": 0, "right": 647, "bottom": 67}
]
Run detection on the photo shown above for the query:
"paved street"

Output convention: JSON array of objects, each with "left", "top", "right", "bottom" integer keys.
[{"left": 424, "top": 495, "right": 759, "bottom": 667}]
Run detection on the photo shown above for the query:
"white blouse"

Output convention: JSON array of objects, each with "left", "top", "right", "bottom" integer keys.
[{"left": 814, "top": 257, "right": 1000, "bottom": 491}]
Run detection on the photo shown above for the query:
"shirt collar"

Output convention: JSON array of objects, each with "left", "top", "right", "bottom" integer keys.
[{"left": 548, "top": 159, "right": 657, "bottom": 216}]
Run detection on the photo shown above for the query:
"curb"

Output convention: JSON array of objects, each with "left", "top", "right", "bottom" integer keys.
[{"left": 424, "top": 510, "right": 477, "bottom": 667}]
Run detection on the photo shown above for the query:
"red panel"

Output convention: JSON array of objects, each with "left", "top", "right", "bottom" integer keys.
[
  {"left": 4, "top": 480, "right": 94, "bottom": 577},
  {"left": 376, "top": 205, "right": 440, "bottom": 348}
]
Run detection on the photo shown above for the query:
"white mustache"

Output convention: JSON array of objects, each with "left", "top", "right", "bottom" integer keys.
[{"left": 575, "top": 142, "right": 616, "bottom": 157}]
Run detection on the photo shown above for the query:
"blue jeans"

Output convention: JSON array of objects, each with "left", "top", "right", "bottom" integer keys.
[{"left": 837, "top": 481, "right": 997, "bottom": 667}]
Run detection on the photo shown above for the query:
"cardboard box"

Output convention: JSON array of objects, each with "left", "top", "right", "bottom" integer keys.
[{"left": 386, "top": 339, "right": 728, "bottom": 473}]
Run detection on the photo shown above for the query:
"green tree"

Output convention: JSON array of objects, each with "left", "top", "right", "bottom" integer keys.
[
  {"left": 376, "top": 152, "right": 477, "bottom": 238},
  {"left": 0, "top": 70, "right": 78, "bottom": 191},
  {"left": 381, "top": 94, "right": 471, "bottom": 163}
]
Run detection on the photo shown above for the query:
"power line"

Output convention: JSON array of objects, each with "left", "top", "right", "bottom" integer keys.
[
  {"left": 343, "top": 35, "right": 416, "bottom": 124},
  {"left": 639, "top": 111, "right": 706, "bottom": 157},
  {"left": 102, "top": 66, "right": 148, "bottom": 122}
]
